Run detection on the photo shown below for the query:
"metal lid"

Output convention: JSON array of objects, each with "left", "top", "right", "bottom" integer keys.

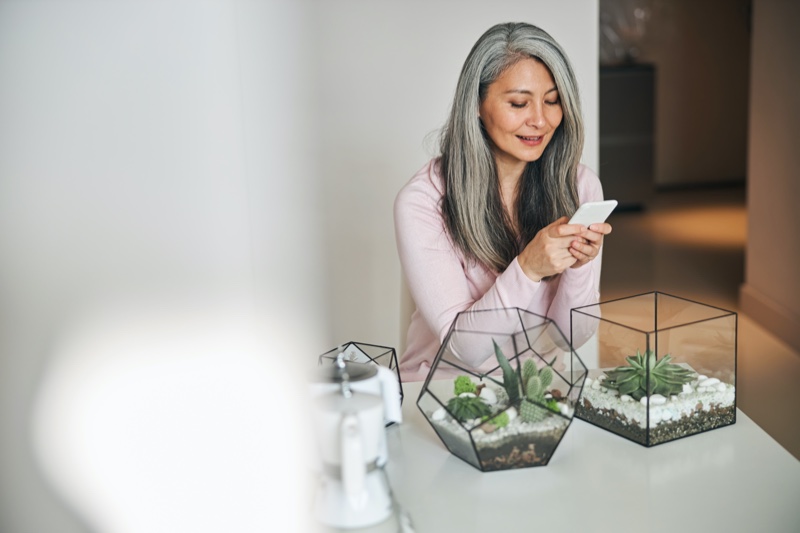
[{"left": 314, "top": 359, "right": 377, "bottom": 384}]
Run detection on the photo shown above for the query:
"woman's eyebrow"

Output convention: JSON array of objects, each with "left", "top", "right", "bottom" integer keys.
[{"left": 502, "top": 87, "right": 559, "bottom": 95}]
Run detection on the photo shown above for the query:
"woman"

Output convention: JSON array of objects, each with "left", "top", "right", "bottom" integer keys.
[{"left": 394, "top": 22, "right": 612, "bottom": 381}]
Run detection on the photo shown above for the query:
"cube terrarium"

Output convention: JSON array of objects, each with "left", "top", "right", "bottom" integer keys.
[
  {"left": 417, "top": 308, "right": 587, "bottom": 472},
  {"left": 571, "top": 292, "right": 737, "bottom": 447},
  {"left": 318, "top": 341, "right": 404, "bottom": 408}
]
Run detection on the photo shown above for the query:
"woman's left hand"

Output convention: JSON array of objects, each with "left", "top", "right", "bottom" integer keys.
[{"left": 569, "top": 222, "right": 612, "bottom": 268}]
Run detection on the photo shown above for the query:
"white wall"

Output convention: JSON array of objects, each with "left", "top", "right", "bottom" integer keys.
[
  {"left": 741, "top": 0, "right": 800, "bottom": 353},
  {"left": 316, "top": 0, "right": 600, "bottom": 351},
  {"left": 0, "top": 1, "right": 322, "bottom": 531}
]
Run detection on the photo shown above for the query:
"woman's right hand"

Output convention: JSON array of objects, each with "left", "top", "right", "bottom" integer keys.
[{"left": 517, "top": 216, "right": 583, "bottom": 282}]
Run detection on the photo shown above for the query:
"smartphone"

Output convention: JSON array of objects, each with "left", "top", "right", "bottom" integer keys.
[{"left": 568, "top": 200, "right": 618, "bottom": 226}]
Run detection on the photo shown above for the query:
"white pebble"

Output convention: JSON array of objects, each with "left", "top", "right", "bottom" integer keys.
[
  {"left": 591, "top": 380, "right": 601, "bottom": 390},
  {"left": 558, "top": 403, "right": 571, "bottom": 416},
  {"left": 620, "top": 395, "right": 633, "bottom": 402},
  {"left": 649, "top": 409, "right": 663, "bottom": 424},
  {"left": 479, "top": 388, "right": 498, "bottom": 405},
  {"left": 716, "top": 382, "right": 727, "bottom": 392},
  {"left": 698, "top": 375, "right": 708, "bottom": 381},
  {"left": 459, "top": 392, "right": 476, "bottom": 398},
  {"left": 432, "top": 408, "right": 446, "bottom": 421},
  {"left": 506, "top": 407, "right": 518, "bottom": 422},
  {"left": 661, "top": 409, "right": 673, "bottom": 421},
  {"left": 585, "top": 377, "right": 594, "bottom": 387},
  {"left": 671, "top": 395, "right": 679, "bottom": 402},
  {"left": 640, "top": 396, "right": 649, "bottom": 406},
  {"left": 682, "top": 383, "right": 694, "bottom": 394},
  {"left": 649, "top": 394, "right": 667, "bottom": 405},
  {"left": 544, "top": 393, "right": 553, "bottom": 399},
  {"left": 702, "top": 378, "right": 721, "bottom": 387}
]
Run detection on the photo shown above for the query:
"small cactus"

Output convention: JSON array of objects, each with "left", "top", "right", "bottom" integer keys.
[{"left": 493, "top": 340, "right": 561, "bottom": 423}]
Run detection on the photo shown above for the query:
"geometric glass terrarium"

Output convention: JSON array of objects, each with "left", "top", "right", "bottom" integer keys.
[
  {"left": 417, "top": 308, "right": 587, "bottom": 472},
  {"left": 318, "top": 341, "right": 404, "bottom": 407},
  {"left": 571, "top": 291, "right": 737, "bottom": 447}
]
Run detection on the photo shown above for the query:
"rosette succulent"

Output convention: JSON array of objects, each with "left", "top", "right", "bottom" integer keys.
[
  {"left": 602, "top": 350, "right": 695, "bottom": 401},
  {"left": 447, "top": 375, "right": 491, "bottom": 423}
]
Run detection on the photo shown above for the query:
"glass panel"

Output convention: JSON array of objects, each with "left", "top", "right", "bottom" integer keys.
[{"left": 572, "top": 292, "right": 737, "bottom": 447}]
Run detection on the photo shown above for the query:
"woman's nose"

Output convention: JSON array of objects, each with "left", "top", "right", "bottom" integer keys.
[{"left": 525, "top": 104, "right": 546, "bottom": 128}]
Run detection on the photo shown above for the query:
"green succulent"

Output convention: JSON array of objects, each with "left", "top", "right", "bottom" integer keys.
[
  {"left": 453, "top": 375, "right": 477, "bottom": 395},
  {"left": 482, "top": 411, "right": 510, "bottom": 429},
  {"left": 493, "top": 340, "right": 560, "bottom": 423},
  {"left": 602, "top": 350, "right": 695, "bottom": 401},
  {"left": 447, "top": 394, "right": 493, "bottom": 423}
]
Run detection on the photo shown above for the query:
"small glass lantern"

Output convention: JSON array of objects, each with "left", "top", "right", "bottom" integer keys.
[
  {"left": 318, "top": 341, "right": 403, "bottom": 408},
  {"left": 571, "top": 291, "right": 737, "bottom": 447},
  {"left": 417, "top": 308, "right": 587, "bottom": 472}
]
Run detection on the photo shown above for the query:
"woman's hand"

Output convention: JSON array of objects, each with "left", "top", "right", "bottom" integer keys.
[
  {"left": 518, "top": 216, "right": 584, "bottom": 281},
  {"left": 568, "top": 222, "right": 612, "bottom": 268}
]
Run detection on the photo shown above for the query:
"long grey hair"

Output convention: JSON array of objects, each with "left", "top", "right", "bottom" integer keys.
[{"left": 440, "top": 22, "right": 584, "bottom": 272}]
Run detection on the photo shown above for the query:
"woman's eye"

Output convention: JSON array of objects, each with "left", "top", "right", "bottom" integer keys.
[
  {"left": 510, "top": 102, "right": 527, "bottom": 109},
  {"left": 545, "top": 99, "right": 561, "bottom": 106}
]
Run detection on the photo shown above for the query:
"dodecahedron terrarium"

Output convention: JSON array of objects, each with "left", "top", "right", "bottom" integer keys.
[
  {"left": 318, "top": 341, "right": 404, "bottom": 408},
  {"left": 417, "top": 308, "right": 587, "bottom": 472},
  {"left": 571, "top": 291, "right": 737, "bottom": 447}
]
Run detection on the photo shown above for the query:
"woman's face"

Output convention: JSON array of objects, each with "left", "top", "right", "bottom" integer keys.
[{"left": 479, "top": 58, "right": 563, "bottom": 178}]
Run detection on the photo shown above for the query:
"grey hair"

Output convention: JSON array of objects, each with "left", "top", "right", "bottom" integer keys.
[{"left": 440, "top": 22, "right": 584, "bottom": 272}]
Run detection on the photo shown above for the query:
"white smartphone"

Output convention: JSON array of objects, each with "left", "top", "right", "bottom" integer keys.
[{"left": 568, "top": 200, "right": 618, "bottom": 226}]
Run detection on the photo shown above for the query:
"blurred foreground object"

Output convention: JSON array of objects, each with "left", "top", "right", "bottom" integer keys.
[{"left": 31, "top": 303, "right": 316, "bottom": 533}]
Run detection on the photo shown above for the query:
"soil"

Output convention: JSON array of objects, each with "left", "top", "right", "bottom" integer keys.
[
  {"left": 475, "top": 431, "right": 562, "bottom": 471},
  {"left": 577, "top": 398, "right": 736, "bottom": 446}
]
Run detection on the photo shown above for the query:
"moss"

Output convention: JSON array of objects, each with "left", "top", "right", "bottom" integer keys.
[{"left": 454, "top": 375, "right": 477, "bottom": 395}]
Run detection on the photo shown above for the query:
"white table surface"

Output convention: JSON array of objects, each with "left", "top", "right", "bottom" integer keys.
[{"left": 383, "top": 381, "right": 800, "bottom": 533}]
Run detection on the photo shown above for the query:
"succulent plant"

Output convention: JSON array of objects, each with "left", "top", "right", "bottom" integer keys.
[
  {"left": 454, "top": 375, "right": 477, "bottom": 395},
  {"left": 602, "top": 349, "right": 695, "bottom": 401},
  {"left": 493, "top": 340, "right": 559, "bottom": 423},
  {"left": 482, "top": 411, "right": 510, "bottom": 429},
  {"left": 446, "top": 394, "right": 493, "bottom": 422}
]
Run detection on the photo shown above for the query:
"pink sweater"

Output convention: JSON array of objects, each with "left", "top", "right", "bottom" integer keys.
[{"left": 394, "top": 158, "right": 605, "bottom": 382}]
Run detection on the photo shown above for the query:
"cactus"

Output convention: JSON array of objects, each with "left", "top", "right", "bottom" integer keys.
[
  {"left": 602, "top": 350, "right": 695, "bottom": 401},
  {"left": 492, "top": 340, "right": 560, "bottom": 423}
]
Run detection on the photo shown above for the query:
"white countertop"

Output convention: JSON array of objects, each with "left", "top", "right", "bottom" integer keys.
[{"left": 383, "top": 381, "right": 800, "bottom": 533}]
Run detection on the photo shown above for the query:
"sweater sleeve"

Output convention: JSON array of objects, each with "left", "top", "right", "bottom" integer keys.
[
  {"left": 394, "top": 162, "right": 606, "bottom": 368},
  {"left": 393, "top": 163, "right": 545, "bottom": 350},
  {"left": 545, "top": 165, "right": 606, "bottom": 345}
]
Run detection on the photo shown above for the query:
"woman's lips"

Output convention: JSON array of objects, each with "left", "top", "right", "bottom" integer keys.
[{"left": 517, "top": 135, "right": 543, "bottom": 146}]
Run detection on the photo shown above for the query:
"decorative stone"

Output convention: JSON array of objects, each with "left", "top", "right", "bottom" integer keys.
[
  {"left": 479, "top": 387, "right": 498, "bottom": 405},
  {"left": 459, "top": 392, "right": 476, "bottom": 398},
  {"left": 432, "top": 408, "right": 446, "bottom": 421},
  {"left": 620, "top": 395, "right": 633, "bottom": 402},
  {"left": 649, "top": 394, "right": 667, "bottom": 405}
]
